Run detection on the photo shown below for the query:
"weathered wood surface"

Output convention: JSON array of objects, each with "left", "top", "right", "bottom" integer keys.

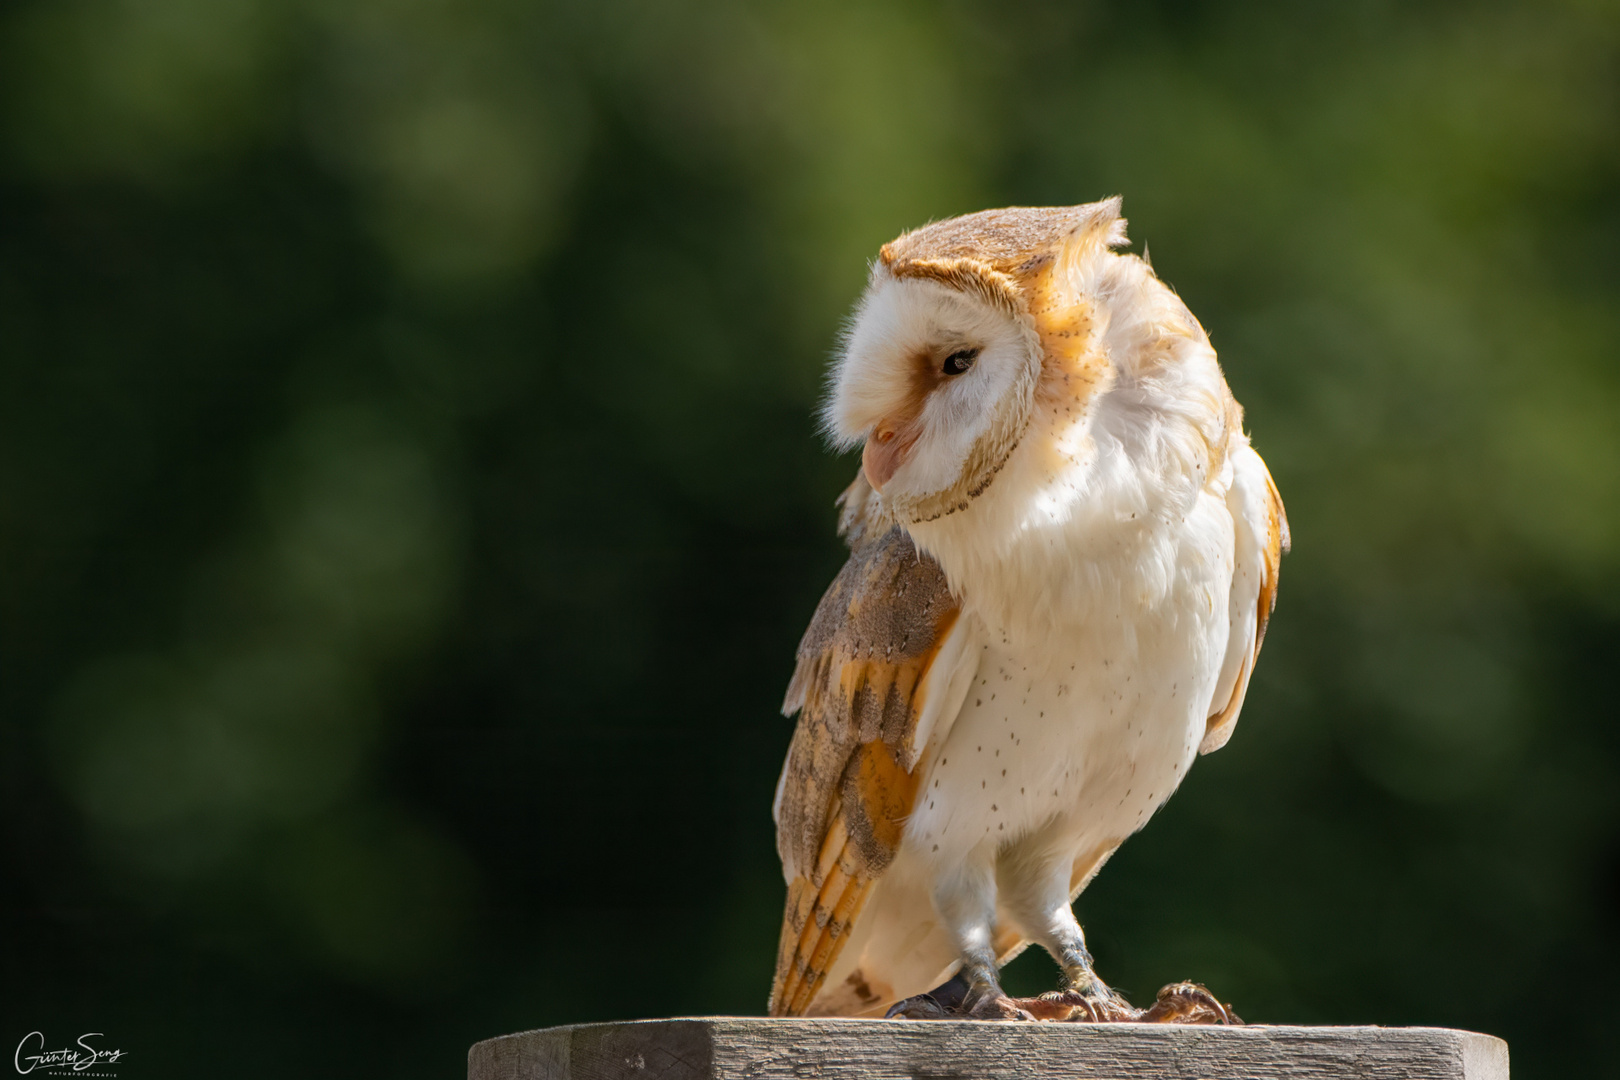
[{"left": 469, "top": 1018, "right": 1509, "bottom": 1080}]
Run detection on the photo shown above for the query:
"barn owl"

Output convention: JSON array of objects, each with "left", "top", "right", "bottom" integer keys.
[{"left": 768, "top": 200, "right": 1287, "bottom": 1022}]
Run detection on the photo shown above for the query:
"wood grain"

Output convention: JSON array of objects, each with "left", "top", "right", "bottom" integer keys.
[{"left": 468, "top": 1018, "right": 1509, "bottom": 1080}]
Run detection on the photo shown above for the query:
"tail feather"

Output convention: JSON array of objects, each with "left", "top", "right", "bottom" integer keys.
[{"left": 768, "top": 818, "right": 876, "bottom": 1016}]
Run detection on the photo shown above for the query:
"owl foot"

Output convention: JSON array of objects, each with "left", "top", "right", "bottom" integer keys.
[
  {"left": 885, "top": 974, "right": 1035, "bottom": 1021},
  {"left": 885, "top": 975, "right": 1237, "bottom": 1024},
  {"left": 884, "top": 993, "right": 954, "bottom": 1020},
  {"left": 1012, "top": 986, "right": 1139, "bottom": 1023},
  {"left": 1008, "top": 980, "right": 1239, "bottom": 1024},
  {"left": 963, "top": 994, "right": 1038, "bottom": 1022},
  {"left": 1136, "top": 981, "right": 1242, "bottom": 1025},
  {"left": 884, "top": 974, "right": 967, "bottom": 1020}
]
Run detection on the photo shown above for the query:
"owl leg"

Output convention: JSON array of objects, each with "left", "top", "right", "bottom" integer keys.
[
  {"left": 995, "top": 853, "right": 1138, "bottom": 1022},
  {"left": 887, "top": 856, "right": 1033, "bottom": 1021},
  {"left": 936, "top": 857, "right": 1038, "bottom": 1020},
  {"left": 994, "top": 848, "right": 1240, "bottom": 1024}
]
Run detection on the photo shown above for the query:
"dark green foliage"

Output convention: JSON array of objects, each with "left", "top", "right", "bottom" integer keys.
[{"left": 2, "top": 1, "right": 1618, "bottom": 1077}]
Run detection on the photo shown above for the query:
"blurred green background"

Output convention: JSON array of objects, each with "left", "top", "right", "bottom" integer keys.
[{"left": 3, "top": 0, "right": 1618, "bottom": 1076}]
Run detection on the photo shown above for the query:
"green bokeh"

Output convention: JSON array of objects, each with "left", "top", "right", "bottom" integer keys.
[{"left": 2, "top": 1, "right": 1617, "bottom": 1077}]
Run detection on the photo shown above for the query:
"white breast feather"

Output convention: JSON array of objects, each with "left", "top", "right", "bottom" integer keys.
[{"left": 899, "top": 240, "right": 1244, "bottom": 869}]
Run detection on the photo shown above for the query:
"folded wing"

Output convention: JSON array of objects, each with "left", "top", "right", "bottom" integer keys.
[
  {"left": 769, "top": 486, "right": 968, "bottom": 1016},
  {"left": 1201, "top": 442, "right": 1289, "bottom": 755}
]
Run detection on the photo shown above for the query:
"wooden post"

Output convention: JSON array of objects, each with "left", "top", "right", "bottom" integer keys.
[{"left": 469, "top": 1018, "right": 1509, "bottom": 1080}]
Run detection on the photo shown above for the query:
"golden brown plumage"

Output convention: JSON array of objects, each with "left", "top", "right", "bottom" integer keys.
[{"left": 769, "top": 520, "right": 958, "bottom": 1015}]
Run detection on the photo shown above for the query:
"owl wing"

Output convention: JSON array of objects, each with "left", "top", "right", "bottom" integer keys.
[
  {"left": 1201, "top": 442, "right": 1289, "bottom": 754},
  {"left": 768, "top": 509, "right": 973, "bottom": 1017}
]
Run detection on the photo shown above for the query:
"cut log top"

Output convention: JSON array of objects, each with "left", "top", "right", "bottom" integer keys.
[{"left": 469, "top": 1017, "right": 1509, "bottom": 1080}]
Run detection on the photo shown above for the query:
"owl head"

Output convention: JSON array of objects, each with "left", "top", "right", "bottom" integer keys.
[{"left": 824, "top": 200, "right": 1127, "bottom": 525}]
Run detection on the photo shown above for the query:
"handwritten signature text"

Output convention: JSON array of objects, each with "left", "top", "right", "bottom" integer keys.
[{"left": 13, "top": 1033, "right": 125, "bottom": 1074}]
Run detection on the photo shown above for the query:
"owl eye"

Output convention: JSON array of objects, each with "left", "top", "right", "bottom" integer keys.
[{"left": 943, "top": 347, "right": 980, "bottom": 376}]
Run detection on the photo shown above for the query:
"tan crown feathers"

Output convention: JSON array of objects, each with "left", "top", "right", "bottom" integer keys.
[{"left": 876, "top": 199, "right": 1128, "bottom": 316}]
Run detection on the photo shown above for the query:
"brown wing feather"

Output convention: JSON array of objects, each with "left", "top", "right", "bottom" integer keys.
[{"left": 769, "top": 516, "right": 959, "bottom": 1017}]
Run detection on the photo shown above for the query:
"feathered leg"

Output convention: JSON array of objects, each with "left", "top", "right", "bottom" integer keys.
[
  {"left": 995, "top": 859, "right": 1241, "bottom": 1024},
  {"left": 886, "top": 835, "right": 1241, "bottom": 1024},
  {"left": 994, "top": 839, "right": 1137, "bottom": 1021},
  {"left": 887, "top": 853, "right": 1034, "bottom": 1020}
]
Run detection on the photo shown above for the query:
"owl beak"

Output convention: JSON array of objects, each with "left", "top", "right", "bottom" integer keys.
[{"left": 862, "top": 420, "right": 916, "bottom": 492}]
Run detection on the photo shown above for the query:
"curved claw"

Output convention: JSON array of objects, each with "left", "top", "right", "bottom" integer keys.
[
  {"left": 889, "top": 977, "right": 1239, "bottom": 1025},
  {"left": 885, "top": 993, "right": 951, "bottom": 1020},
  {"left": 964, "top": 995, "right": 1037, "bottom": 1022},
  {"left": 887, "top": 990, "right": 1035, "bottom": 1022},
  {"left": 1138, "top": 981, "right": 1243, "bottom": 1025},
  {"left": 1040, "top": 987, "right": 1140, "bottom": 1023}
]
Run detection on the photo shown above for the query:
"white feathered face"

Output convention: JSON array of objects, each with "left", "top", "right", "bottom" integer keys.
[{"left": 824, "top": 271, "right": 1040, "bottom": 521}]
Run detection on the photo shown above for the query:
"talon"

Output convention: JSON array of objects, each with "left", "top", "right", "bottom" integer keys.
[
  {"left": 1000, "top": 984, "right": 1139, "bottom": 1023},
  {"left": 1138, "top": 981, "right": 1243, "bottom": 1025},
  {"left": 1018, "top": 990, "right": 1088, "bottom": 1022},
  {"left": 1043, "top": 990, "right": 1102, "bottom": 1023},
  {"left": 885, "top": 993, "right": 951, "bottom": 1020},
  {"left": 964, "top": 994, "right": 1037, "bottom": 1021},
  {"left": 888, "top": 971, "right": 1236, "bottom": 1025},
  {"left": 1046, "top": 971, "right": 1140, "bottom": 1023}
]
